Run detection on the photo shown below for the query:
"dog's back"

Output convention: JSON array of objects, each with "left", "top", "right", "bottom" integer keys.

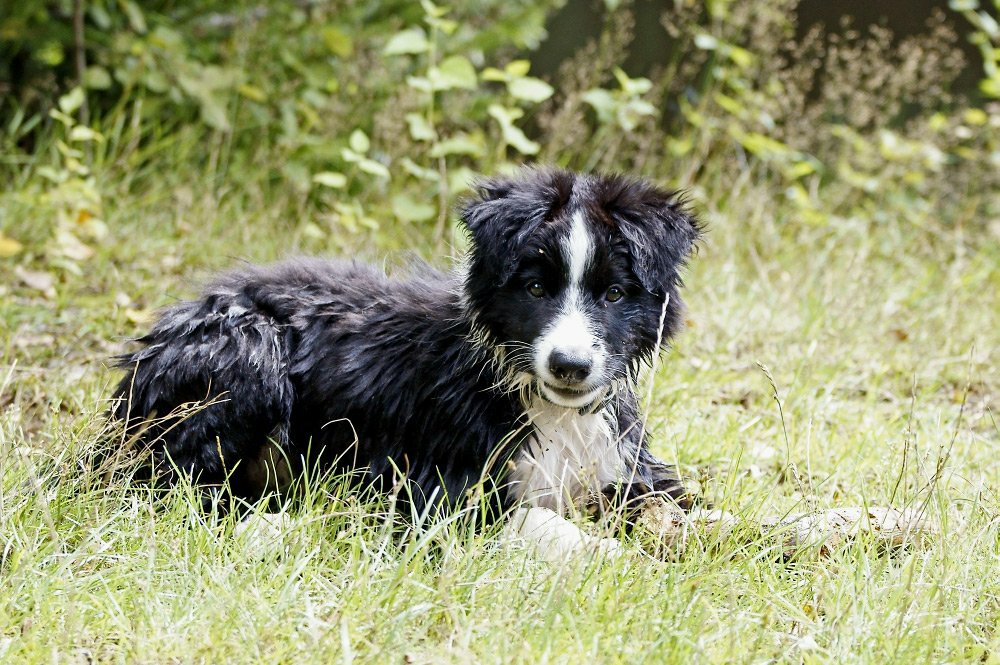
[{"left": 112, "top": 258, "right": 521, "bottom": 511}]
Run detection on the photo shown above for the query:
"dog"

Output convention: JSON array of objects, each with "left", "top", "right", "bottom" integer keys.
[{"left": 109, "top": 167, "right": 701, "bottom": 556}]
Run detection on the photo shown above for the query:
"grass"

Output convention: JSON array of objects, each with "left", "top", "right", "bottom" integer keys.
[{"left": 1, "top": 135, "right": 998, "bottom": 663}]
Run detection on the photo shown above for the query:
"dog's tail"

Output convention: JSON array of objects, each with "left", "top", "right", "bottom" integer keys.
[{"left": 105, "top": 291, "right": 294, "bottom": 504}]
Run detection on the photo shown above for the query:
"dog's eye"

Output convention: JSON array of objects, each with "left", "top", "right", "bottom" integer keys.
[
  {"left": 605, "top": 285, "right": 625, "bottom": 303},
  {"left": 526, "top": 281, "right": 545, "bottom": 298}
]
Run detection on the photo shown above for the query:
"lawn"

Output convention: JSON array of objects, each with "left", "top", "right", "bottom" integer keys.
[{"left": 2, "top": 156, "right": 997, "bottom": 662}]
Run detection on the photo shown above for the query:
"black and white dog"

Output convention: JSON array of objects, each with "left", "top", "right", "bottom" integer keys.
[{"left": 110, "top": 168, "right": 700, "bottom": 555}]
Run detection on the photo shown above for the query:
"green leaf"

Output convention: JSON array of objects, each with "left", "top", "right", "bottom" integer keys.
[
  {"left": 198, "top": 95, "right": 231, "bottom": 131},
  {"left": 35, "top": 41, "right": 64, "bottom": 66},
  {"left": 405, "top": 113, "right": 436, "bottom": 142},
  {"left": 406, "top": 76, "right": 433, "bottom": 92},
  {"left": 481, "top": 67, "right": 508, "bottom": 82},
  {"left": 237, "top": 84, "right": 267, "bottom": 103},
  {"left": 727, "top": 46, "right": 754, "bottom": 69},
  {"left": 428, "top": 55, "right": 477, "bottom": 90},
  {"left": 322, "top": 26, "right": 353, "bottom": 57},
  {"left": 69, "top": 125, "right": 105, "bottom": 143},
  {"left": 713, "top": 92, "right": 744, "bottom": 116},
  {"left": 357, "top": 157, "right": 390, "bottom": 178},
  {"left": 384, "top": 28, "right": 431, "bottom": 55},
  {"left": 694, "top": 34, "right": 718, "bottom": 50},
  {"left": 400, "top": 158, "right": 441, "bottom": 181},
  {"left": 581, "top": 89, "right": 616, "bottom": 124},
  {"left": 420, "top": 0, "right": 449, "bottom": 18},
  {"left": 392, "top": 193, "right": 436, "bottom": 223},
  {"left": 83, "top": 66, "right": 112, "bottom": 90},
  {"left": 617, "top": 99, "right": 656, "bottom": 131},
  {"left": 505, "top": 60, "right": 531, "bottom": 78},
  {"left": 312, "top": 171, "right": 347, "bottom": 188},
  {"left": 488, "top": 104, "right": 539, "bottom": 155},
  {"left": 58, "top": 87, "right": 85, "bottom": 115},
  {"left": 786, "top": 160, "right": 817, "bottom": 179},
  {"left": 429, "top": 133, "right": 484, "bottom": 157},
  {"left": 612, "top": 68, "right": 652, "bottom": 95},
  {"left": 121, "top": 0, "right": 148, "bottom": 34},
  {"left": 349, "top": 129, "right": 370, "bottom": 154},
  {"left": 508, "top": 77, "right": 554, "bottom": 103}
]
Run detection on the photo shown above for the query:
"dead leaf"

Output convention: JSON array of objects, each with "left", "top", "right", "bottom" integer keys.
[
  {"left": 13, "top": 334, "right": 55, "bottom": 349},
  {"left": 15, "top": 266, "right": 57, "bottom": 298},
  {"left": 0, "top": 232, "right": 23, "bottom": 257},
  {"left": 53, "top": 230, "right": 95, "bottom": 261},
  {"left": 125, "top": 308, "right": 153, "bottom": 325}
]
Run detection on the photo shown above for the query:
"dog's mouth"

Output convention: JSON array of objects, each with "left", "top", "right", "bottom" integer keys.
[{"left": 538, "top": 382, "right": 606, "bottom": 409}]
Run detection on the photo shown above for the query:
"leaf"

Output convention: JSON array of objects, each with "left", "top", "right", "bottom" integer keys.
[
  {"left": 237, "top": 84, "right": 267, "bottom": 102},
  {"left": 58, "top": 87, "right": 86, "bottom": 115},
  {"left": 53, "top": 230, "right": 95, "bottom": 261},
  {"left": 420, "top": 0, "right": 449, "bottom": 18},
  {"left": 384, "top": 28, "right": 431, "bottom": 55},
  {"left": 428, "top": 55, "right": 477, "bottom": 90},
  {"left": 121, "top": 0, "right": 148, "bottom": 34},
  {"left": 312, "top": 171, "right": 348, "bottom": 188},
  {"left": 694, "top": 34, "right": 718, "bottom": 50},
  {"left": 83, "top": 66, "right": 112, "bottom": 90},
  {"left": 405, "top": 113, "right": 436, "bottom": 142},
  {"left": 15, "top": 266, "right": 56, "bottom": 298},
  {"left": 321, "top": 26, "right": 353, "bottom": 58},
  {"left": 301, "top": 222, "right": 326, "bottom": 240},
  {"left": 429, "top": 133, "right": 485, "bottom": 157},
  {"left": 581, "top": 89, "right": 616, "bottom": 124},
  {"left": 508, "top": 77, "right": 554, "bottom": 103},
  {"left": 617, "top": 99, "right": 656, "bottom": 131},
  {"left": 349, "top": 129, "right": 370, "bottom": 154},
  {"left": 505, "top": 60, "right": 531, "bottom": 78},
  {"left": 612, "top": 68, "right": 652, "bottom": 95},
  {"left": 0, "top": 232, "right": 23, "bottom": 258},
  {"left": 198, "top": 95, "right": 231, "bottom": 131},
  {"left": 727, "top": 45, "right": 754, "bottom": 69},
  {"left": 488, "top": 104, "right": 539, "bottom": 155},
  {"left": 480, "top": 67, "right": 508, "bottom": 82},
  {"left": 356, "top": 158, "right": 390, "bottom": 179},
  {"left": 400, "top": 158, "right": 440, "bottom": 181},
  {"left": 406, "top": 76, "right": 433, "bottom": 92},
  {"left": 69, "top": 125, "right": 105, "bottom": 143},
  {"left": 391, "top": 193, "right": 436, "bottom": 223}
]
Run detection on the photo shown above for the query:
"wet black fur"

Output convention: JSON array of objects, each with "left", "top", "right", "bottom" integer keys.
[{"left": 109, "top": 168, "right": 701, "bottom": 522}]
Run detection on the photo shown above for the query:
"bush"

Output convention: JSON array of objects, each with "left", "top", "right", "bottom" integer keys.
[{"left": 0, "top": 0, "right": 996, "bottom": 260}]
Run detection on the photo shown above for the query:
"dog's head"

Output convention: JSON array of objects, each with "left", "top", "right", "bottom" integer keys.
[{"left": 461, "top": 168, "right": 701, "bottom": 409}]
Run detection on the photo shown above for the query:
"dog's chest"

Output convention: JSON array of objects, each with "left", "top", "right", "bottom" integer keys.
[{"left": 508, "top": 400, "right": 624, "bottom": 514}]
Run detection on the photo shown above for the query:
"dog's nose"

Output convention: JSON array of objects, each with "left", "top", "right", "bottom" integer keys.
[{"left": 548, "top": 350, "right": 593, "bottom": 384}]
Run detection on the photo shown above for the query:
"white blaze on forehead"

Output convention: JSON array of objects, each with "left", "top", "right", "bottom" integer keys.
[
  {"left": 564, "top": 210, "right": 593, "bottom": 289},
  {"left": 532, "top": 210, "right": 607, "bottom": 404}
]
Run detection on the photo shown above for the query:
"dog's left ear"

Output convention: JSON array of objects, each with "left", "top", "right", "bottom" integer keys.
[{"left": 607, "top": 180, "right": 701, "bottom": 296}]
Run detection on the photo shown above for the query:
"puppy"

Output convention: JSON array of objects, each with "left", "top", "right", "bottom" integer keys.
[{"left": 109, "top": 168, "right": 701, "bottom": 555}]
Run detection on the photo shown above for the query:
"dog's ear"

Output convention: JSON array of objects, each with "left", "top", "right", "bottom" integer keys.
[
  {"left": 461, "top": 170, "right": 573, "bottom": 285},
  {"left": 604, "top": 178, "right": 701, "bottom": 296}
]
